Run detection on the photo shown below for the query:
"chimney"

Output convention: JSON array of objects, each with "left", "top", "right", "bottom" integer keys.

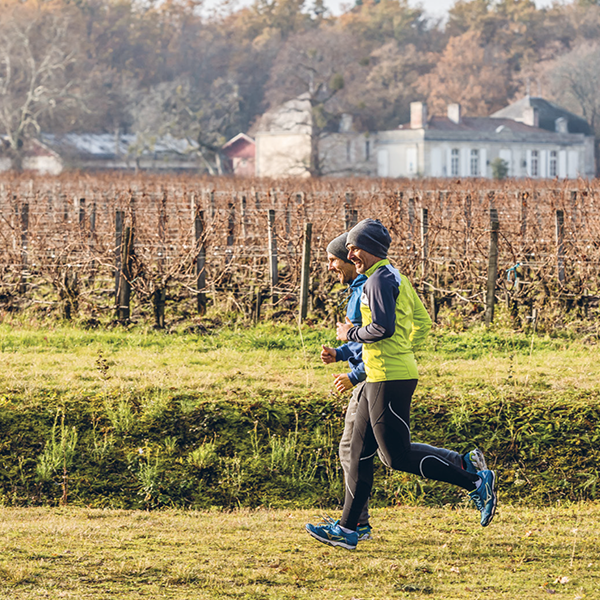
[
  {"left": 447, "top": 103, "right": 461, "bottom": 124},
  {"left": 523, "top": 106, "right": 539, "bottom": 128},
  {"left": 410, "top": 102, "right": 427, "bottom": 129},
  {"left": 555, "top": 117, "right": 568, "bottom": 134}
]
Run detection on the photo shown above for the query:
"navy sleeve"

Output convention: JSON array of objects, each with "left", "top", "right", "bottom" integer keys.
[{"left": 347, "top": 270, "right": 398, "bottom": 344}]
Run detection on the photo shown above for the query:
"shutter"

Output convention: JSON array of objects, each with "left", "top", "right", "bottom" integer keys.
[
  {"left": 445, "top": 148, "right": 452, "bottom": 177},
  {"left": 526, "top": 150, "right": 532, "bottom": 177},
  {"left": 568, "top": 150, "right": 579, "bottom": 178},
  {"left": 480, "top": 148, "right": 487, "bottom": 177},
  {"left": 377, "top": 149, "right": 389, "bottom": 177},
  {"left": 407, "top": 147, "right": 417, "bottom": 176},
  {"left": 431, "top": 147, "right": 442, "bottom": 177},
  {"left": 461, "top": 148, "right": 469, "bottom": 177},
  {"left": 558, "top": 150, "right": 567, "bottom": 178}
]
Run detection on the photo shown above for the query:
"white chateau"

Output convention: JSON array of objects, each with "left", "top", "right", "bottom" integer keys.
[{"left": 255, "top": 96, "right": 596, "bottom": 179}]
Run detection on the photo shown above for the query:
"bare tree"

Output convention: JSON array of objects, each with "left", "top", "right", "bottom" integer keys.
[
  {"left": 544, "top": 41, "right": 600, "bottom": 174},
  {"left": 0, "top": 3, "right": 88, "bottom": 169},
  {"left": 265, "top": 25, "right": 366, "bottom": 176},
  {"left": 547, "top": 42, "right": 600, "bottom": 132},
  {"left": 129, "top": 75, "right": 242, "bottom": 175}
]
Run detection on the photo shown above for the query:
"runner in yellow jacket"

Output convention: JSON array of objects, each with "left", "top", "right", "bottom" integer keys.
[{"left": 306, "top": 218, "right": 497, "bottom": 550}]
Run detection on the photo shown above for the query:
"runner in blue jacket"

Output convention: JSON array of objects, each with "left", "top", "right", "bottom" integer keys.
[
  {"left": 308, "top": 219, "right": 496, "bottom": 550},
  {"left": 321, "top": 232, "right": 372, "bottom": 539}
]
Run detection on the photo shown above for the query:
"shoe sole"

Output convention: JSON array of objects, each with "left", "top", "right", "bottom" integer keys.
[
  {"left": 471, "top": 449, "right": 488, "bottom": 472},
  {"left": 305, "top": 525, "right": 357, "bottom": 550},
  {"left": 481, "top": 470, "right": 497, "bottom": 527},
  {"left": 465, "top": 449, "right": 488, "bottom": 474}
]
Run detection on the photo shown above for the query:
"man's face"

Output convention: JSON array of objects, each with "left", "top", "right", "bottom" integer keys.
[
  {"left": 327, "top": 252, "right": 357, "bottom": 285},
  {"left": 346, "top": 245, "right": 381, "bottom": 274}
]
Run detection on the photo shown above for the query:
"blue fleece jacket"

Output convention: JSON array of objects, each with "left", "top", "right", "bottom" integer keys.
[{"left": 335, "top": 273, "right": 367, "bottom": 386}]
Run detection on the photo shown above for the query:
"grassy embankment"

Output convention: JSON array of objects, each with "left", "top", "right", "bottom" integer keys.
[
  {"left": 1, "top": 315, "right": 599, "bottom": 508},
  {"left": 1, "top": 316, "right": 599, "bottom": 598}
]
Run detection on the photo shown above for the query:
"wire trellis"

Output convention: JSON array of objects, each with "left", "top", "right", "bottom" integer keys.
[{"left": 1, "top": 173, "right": 599, "bottom": 324}]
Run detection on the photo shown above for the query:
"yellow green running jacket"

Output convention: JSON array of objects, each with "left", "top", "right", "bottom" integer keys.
[{"left": 346, "top": 259, "right": 432, "bottom": 382}]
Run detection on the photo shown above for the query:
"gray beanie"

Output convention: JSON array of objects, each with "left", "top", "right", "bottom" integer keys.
[
  {"left": 326, "top": 232, "right": 352, "bottom": 263},
  {"left": 346, "top": 218, "right": 391, "bottom": 258}
]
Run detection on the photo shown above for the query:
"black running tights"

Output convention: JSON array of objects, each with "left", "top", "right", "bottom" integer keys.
[{"left": 339, "top": 379, "right": 479, "bottom": 531}]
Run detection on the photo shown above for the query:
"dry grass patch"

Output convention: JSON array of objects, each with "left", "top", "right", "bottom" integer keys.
[{"left": 0, "top": 505, "right": 599, "bottom": 599}]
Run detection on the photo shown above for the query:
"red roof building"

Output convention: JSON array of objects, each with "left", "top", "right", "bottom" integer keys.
[{"left": 222, "top": 133, "right": 255, "bottom": 177}]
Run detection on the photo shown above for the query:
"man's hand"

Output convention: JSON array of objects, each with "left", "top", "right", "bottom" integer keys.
[
  {"left": 333, "top": 373, "right": 353, "bottom": 393},
  {"left": 336, "top": 316, "right": 354, "bottom": 342},
  {"left": 320, "top": 345, "right": 337, "bottom": 364}
]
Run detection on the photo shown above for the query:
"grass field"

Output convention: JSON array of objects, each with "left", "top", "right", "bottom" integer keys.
[
  {"left": 0, "top": 504, "right": 598, "bottom": 599},
  {"left": 1, "top": 315, "right": 599, "bottom": 597},
  {"left": 2, "top": 316, "right": 599, "bottom": 400}
]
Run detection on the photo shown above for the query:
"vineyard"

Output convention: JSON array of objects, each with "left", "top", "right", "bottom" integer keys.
[{"left": 1, "top": 173, "right": 599, "bottom": 329}]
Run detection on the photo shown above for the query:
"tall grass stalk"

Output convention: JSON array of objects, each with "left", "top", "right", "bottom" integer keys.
[{"left": 35, "top": 409, "right": 78, "bottom": 505}]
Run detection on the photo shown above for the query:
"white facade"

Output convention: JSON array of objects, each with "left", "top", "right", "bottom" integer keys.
[
  {"left": 374, "top": 100, "right": 595, "bottom": 180},
  {"left": 376, "top": 136, "right": 590, "bottom": 180},
  {"left": 0, "top": 138, "right": 63, "bottom": 175},
  {"left": 254, "top": 95, "right": 376, "bottom": 177}
]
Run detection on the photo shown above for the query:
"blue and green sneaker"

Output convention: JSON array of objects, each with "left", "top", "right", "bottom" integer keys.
[
  {"left": 464, "top": 448, "right": 487, "bottom": 474},
  {"left": 357, "top": 523, "right": 373, "bottom": 541},
  {"left": 305, "top": 518, "right": 358, "bottom": 550},
  {"left": 469, "top": 470, "right": 497, "bottom": 527}
]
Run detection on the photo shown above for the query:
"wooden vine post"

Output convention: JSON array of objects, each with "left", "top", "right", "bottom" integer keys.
[
  {"left": 118, "top": 225, "right": 133, "bottom": 320},
  {"left": 299, "top": 222, "right": 312, "bottom": 322},
  {"left": 115, "top": 209, "right": 124, "bottom": 298},
  {"left": 344, "top": 191, "right": 357, "bottom": 231},
  {"left": 485, "top": 208, "right": 500, "bottom": 326},
  {"left": 19, "top": 201, "right": 29, "bottom": 294},
  {"left": 268, "top": 209, "right": 278, "bottom": 306},
  {"left": 194, "top": 205, "right": 207, "bottom": 315},
  {"left": 556, "top": 209, "right": 565, "bottom": 284},
  {"left": 420, "top": 207, "right": 436, "bottom": 321}
]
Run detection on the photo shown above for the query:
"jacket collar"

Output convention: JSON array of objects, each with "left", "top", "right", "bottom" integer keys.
[
  {"left": 366, "top": 259, "right": 390, "bottom": 277},
  {"left": 349, "top": 273, "right": 367, "bottom": 289}
]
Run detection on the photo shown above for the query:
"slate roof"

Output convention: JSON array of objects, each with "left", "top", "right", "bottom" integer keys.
[
  {"left": 491, "top": 96, "right": 592, "bottom": 136},
  {"left": 394, "top": 115, "right": 585, "bottom": 144},
  {"left": 41, "top": 133, "right": 197, "bottom": 160}
]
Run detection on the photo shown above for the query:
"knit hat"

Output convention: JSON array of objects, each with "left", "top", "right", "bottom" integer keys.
[
  {"left": 346, "top": 218, "right": 391, "bottom": 258},
  {"left": 326, "top": 232, "right": 352, "bottom": 263}
]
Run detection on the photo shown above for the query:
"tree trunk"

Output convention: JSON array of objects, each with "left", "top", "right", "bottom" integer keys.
[{"left": 309, "top": 125, "right": 321, "bottom": 177}]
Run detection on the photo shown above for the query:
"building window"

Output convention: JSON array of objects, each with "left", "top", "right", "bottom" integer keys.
[
  {"left": 531, "top": 150, "right": 539, "bottom": 177},
  {"left": 549, "top": 150, "right": 557, "bottom": 177},
  {"left": 470, "top": 149, "right": 479, "bottom": 176},
  {"left": 365, "top": 140, "right": 370, "bottom": 161},
  {"left": 346, "top": 140, "right": 352, "bottom": 162},
  {"left": 451, "top": 148, "right": 459, "bottom": 176}
]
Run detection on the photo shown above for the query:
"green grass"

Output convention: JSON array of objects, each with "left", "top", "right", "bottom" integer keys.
[
  {"left": 0, "top": 504, "right": 598, "bottom": 599},
  {"left": 1, "top": 317, "right": 600, "bottom": 596},
  {"left": 1, "top": 318, "right": 599, "bottom": 401},
  {"left": 1, "top": 317, "right": 600, "bottom": 507}
]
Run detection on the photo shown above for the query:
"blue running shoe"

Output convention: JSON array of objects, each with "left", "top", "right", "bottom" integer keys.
[
  {"left": 305, "top": 518, "right": 358, "bottom": 550},
  {"left": 464, "top": 448, "right": 488, "bottom": 474},
  {"left": 357, "top": 523, "right": 373, "bottom": 541},
  {"left": 469, "top": 470, "right": 497, "bottom": 527}
]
